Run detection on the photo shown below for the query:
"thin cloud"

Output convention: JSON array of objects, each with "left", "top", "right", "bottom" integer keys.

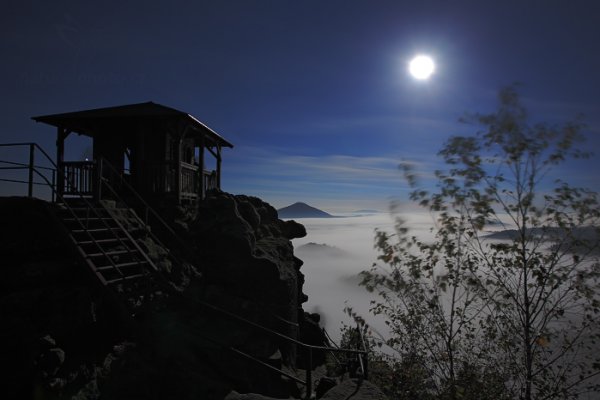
[{"left": 224, "top": 145, "right": 447, "bottom": 209}]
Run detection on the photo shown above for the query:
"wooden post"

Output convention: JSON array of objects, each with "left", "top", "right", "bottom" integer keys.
[
  {"left": 51, "top": 169, "right": 56, "bottom": 203},
  {"left": 56, "top": 127, "right": 67, "bottom": 197},
  {"left": 216, "top": 144, "right": 222, "bottom": 189},
  {"left": 198, "top": 136, "right": 205, "bottom": 200},
  {"left": 28, "top": 143, "right": 35, "bottom": 197},
  {"left": 94, "top": 158, "right": 103, "bottom": 201},
  {"left": 175, "top": 135, "right": 182, "bottom": 204}
]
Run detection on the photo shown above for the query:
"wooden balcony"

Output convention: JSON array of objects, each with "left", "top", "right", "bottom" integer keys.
[{"left": 58, "top": 160, "right": 218, "bottom": 200}]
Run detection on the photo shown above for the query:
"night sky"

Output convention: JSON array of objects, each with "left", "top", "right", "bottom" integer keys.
[{"left": 2, "top": 0, "right": 599, "bottom": 211}]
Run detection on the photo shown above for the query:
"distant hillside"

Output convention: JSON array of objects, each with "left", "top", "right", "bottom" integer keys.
[
  {"left": 296, "top": 242, "right": 348, "bottom": 257},
  {"left": 485, "top": 229, "right": 520, "bottom": 240},
  {"left": 277, "top": 202, "right": 333, "bottom": 218},
  {"left": 485, "top": 226, "right": 599, "bottom": 241},
  {"left": 485, "top": 226, "right": 599, "bottom": 254},
  {"left": 353, "top": 209, "right": 382, "bottom": 215}
]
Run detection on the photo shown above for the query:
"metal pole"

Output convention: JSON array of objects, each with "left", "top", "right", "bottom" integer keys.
[
  {"left": 305, "top": 348, "right": 313, "bottom": 400},
  {"left": 51, "top": 169, "right": 56, "bottom": 203},
  {"left": 199, "top": 136, "right": 205, "bottom": 200},
  {"left": 357, "top": 323, "right": 368, "bottom": 379},
  {"left": 56, "top": 128, "right": 66, "bottom": 197},
  {"left": 95, "top": 158, "right": 103, "bottom": 201},
  {"left": 28, "top": 143, "right": 34, "bottom": 197}
]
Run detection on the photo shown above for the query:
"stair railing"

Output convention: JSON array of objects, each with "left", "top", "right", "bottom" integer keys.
[
  {"left": 96, "top": 157, "right": 198, "bottom": 266},
  {"left": 93, "top": 158, "right": 371, "bottom": 397},
  {"left": 96, "top": 158, "right": 371, "bottom": 392},
  {"left": 0, "top": 142, "right": 56, "bottom": 201},
  {"left": 0, "top": 143, "right": 157, "bottom": 287},
  {"left": 190, "top": 296, "right": 368, "bottom": 398}
]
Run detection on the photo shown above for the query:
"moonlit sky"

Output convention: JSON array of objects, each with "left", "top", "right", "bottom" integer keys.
[{"left": 2, "top": 0, "right": 600, "bottom": 212}]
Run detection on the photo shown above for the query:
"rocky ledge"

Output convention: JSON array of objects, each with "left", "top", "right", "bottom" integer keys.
[{"left": 0, "top": 193, "right": 332, "bottom": 400}]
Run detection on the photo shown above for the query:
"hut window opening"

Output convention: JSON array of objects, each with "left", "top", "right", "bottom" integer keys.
[{"left": 124, "top": 147, "right": 131, "bottom": 175}]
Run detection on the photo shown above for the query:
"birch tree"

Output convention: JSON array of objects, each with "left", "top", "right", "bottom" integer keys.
[{"left": 361, "top": 86, "right": 600, "bottom": 399}]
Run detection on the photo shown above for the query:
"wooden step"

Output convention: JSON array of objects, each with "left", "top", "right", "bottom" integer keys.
[
  {"left": 72, "top": 228, "right": 113, "bottom": 234},
  {"left": 63, "top": 217, "right": 115, "bottom": 223},
  {"left": 96, "top": 261, "right": 147, "bottom": 271},
  {"left": 58, "top": 201, "right": 161, "bottom": 306},
  {"left": 86, "top": 249, "right": 133, "bottom": 258},
  {"left": 73, "top": 229, "right": 130, "bottom": 236},
  {"left": 106, "top": 273, "right": 147, "bottom": 284},
  {"left": 72, "top": 227, "right": 143, "bottom": 237},
  {"left": 63, "top": 221, "right": 118, "bottom": 230},
  {"left": 77, "top": 237, "right": 132, "bottom": 246},
  {"left": 61, "top": 207, "right": 109, "bottom": 217}
]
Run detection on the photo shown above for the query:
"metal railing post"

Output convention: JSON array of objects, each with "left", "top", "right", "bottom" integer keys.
[
  {"left": 357, "top": 323, "right": 368, "bottom": 380},
  {"left": 94, "top": 158, "right": 103, "bottom": 201},
  {"left": 51, "top": 169, "right": 56, "bottom": 203},
  {"left": 28, "top": 143, "right": 35, "bottom": 197},
  {"left": 305, "top": 347, "right": 313, "bottom": 400}
]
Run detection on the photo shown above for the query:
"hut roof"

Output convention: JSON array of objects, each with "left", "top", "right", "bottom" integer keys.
[{"left": 32, "top": 102, "right": 233, "bottom": 148}]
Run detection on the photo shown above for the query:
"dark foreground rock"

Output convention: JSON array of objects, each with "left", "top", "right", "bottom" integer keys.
[
  {"left": 0, "top": 194, "right": 329, "bottom": 400},
  {"left": 224, "top": 380, "right": 389, "bottom": 400},
  {"left": 320, "top": 379, "right": 389, "bottom": 400}
]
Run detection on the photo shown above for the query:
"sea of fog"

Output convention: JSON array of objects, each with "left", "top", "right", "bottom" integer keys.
[
  {"left": 292, "top": 212, "right": 600, "bottom": 398},
  {"left": 292, "top": 211, "right": 437, "bottom": 343}
]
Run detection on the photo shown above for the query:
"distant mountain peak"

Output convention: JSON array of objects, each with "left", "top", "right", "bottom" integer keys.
[
  {"left": 353, "top": 209, "right": 382, "bottom": 214},
  {"left": 277, "top": 202, "right": 332, "bottom": 218}
]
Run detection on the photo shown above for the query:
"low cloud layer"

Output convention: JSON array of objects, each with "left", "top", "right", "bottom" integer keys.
[{"left": 293, "top": 212, "right": 436, "bottom": 342}]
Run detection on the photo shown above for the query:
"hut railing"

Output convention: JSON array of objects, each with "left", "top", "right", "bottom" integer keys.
[
  {"left": 181, "top": 161, "right": 198, "bottom": 198},
  {"left": 202, "top": 169, "right": 218, "bottom": 195},
  {"left": 60, "top": 161, "right": 95, "bottom": 196},
  {"left": 182, "top": 162, "right": 218, "bottom": 198},
  {"left": 143, "top": 161, "right": 215, "bottom": 198}
]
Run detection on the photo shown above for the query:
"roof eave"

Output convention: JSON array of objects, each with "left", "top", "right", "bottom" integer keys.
[{"left": 186, "top": 114, "right": 234, "bottom": 148}]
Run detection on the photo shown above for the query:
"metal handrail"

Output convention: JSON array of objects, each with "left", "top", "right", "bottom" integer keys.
[
  {"left": 98, "top": 157, "right": 198, "bottom": 263},
  {"left": 98, "top": 156, "right": 370, "bottom": 395},
  {"left": 191, "top": 296, "right": 367, "bottom": 398},
  {"left": 96, "top": 157, "right": 369, "bottom": 396},
  {"left": 96, "top": 158, "right": 370, "bottom": 397},
  {"left": 0, "top": 143, "right": 151, "bottom": 285},
  {"left": 0, "top": 142, "right": 156, "bottom": 286},
  {"left": 0, "top": 159, "right": 55, "bottom": 171},
  {"left": 97, "top": 159, "right": 194, "bottom": 291}
]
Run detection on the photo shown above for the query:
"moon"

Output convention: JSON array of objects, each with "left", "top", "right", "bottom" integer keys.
[{"left": 409, "top": 55, "right": 435, "bottom": 80}]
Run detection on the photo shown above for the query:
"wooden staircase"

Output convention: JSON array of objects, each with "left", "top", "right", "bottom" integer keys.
[{"left": 57, "top": 198, "right": 164, "bottom": 310}]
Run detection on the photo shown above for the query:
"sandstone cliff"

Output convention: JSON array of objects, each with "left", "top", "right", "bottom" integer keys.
[{"left": 0, "top": 193, "right": 327, "bottom": 399}]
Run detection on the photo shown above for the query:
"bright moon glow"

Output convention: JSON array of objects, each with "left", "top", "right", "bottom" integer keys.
[{"left": 409, "top": 55, "right": 435, "bottom": 80}]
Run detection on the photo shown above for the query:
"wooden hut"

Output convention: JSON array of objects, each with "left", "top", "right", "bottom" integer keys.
[{"left": 32, "top": 102, "right": 233, "bottom": 204}]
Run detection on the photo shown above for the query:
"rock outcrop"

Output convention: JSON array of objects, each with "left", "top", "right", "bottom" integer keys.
[
  {"left": 187, "top": 192, "right": 308, "bottom": 344},
  {"left": 0, "top": 193, "right": 329, "bottom": 400}
]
